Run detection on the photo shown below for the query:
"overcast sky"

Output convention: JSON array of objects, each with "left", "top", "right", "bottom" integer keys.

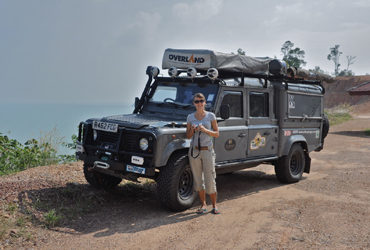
[{"left": 1, "top": 0, "right": 370, "bottom": 104}]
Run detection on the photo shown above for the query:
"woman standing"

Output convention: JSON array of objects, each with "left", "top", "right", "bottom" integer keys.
[{"left": 186, "top": 93, "right": 220, "bottom": 214}]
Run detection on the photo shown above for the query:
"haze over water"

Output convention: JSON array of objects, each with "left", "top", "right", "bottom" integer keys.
[{"left": 0, "top": 103, "right": 131, "bottom": 154}]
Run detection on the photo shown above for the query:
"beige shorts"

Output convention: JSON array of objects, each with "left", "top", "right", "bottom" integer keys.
[{"left": 188, "top": 148, "right": 217, "bottom": 194}]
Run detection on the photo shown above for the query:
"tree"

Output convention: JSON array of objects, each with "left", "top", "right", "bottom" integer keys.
[
  {"left": 338, "top": 69, "right": 354, "bottom": 76},
  {"left": 237, "top": 48, "right": 246, "bottom": 55},
  {"left": 280, "top": 41, "right": 306, "bottom": 68},
  {"left": 346, "top": 55, "right": 356, "bottom": 71},
  {"left": 327, "top": 45, "right": 342, "bottom": 76},
  {"left": 309, "top": 66, "right": 325, "bottom": 75}
]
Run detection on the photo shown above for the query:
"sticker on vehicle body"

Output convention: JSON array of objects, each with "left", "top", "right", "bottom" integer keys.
[
  {"left": 289, "top": 129, "right": 320, "bottom": 139},
  {"left": 224, "top": 139, "right": 236, "bottom": 151},
  {"left": 126, "top": 165, "right": 146, "bottom": 175},
  {"left": 207, "top": 94, "right": 214, "bottom": 102},
  {"left": 250, "top": 133, "right": 266, "bottom": 150},
  {"left": 131, "top": 155, "right": 144, "bottom": 165},
  {"left": 76, "top": 144, "right": 84, "bottom": 153},
  {"left": 284, "top": 130, "right": 292, "bottom": 136},
  {"left": 292, "top": 129, "right": 320, "bottom": 135}
]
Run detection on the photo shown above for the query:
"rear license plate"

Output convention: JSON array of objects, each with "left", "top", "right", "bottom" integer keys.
[
  {"left": 126, "top": 164, "right": 146, "bottom": 174},
  {"left": 93, "top": 121, "right": 118, "bottom": 133}
]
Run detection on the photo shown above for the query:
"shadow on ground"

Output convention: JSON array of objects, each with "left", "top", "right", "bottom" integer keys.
[
  {"left": 17, "top": 168, "right": 285, "bottom": 237},
  {"left": 331, "top": 130, "right": 370, "bottom": 138}
]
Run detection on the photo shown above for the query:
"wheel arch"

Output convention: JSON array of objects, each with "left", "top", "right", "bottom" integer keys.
[
  {"left": 281, "top": 135, "right": 311, "bottom": 174},
  {"left": 155, "top": 139, "right": 191, "bottom": 167},
  {"left": 281, "top": 135, "right": 307, "bottom": 156}
]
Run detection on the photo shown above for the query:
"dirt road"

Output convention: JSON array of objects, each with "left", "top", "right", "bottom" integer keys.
[{"left": 1, "top": 114, "right": 370, "bottom": 249}]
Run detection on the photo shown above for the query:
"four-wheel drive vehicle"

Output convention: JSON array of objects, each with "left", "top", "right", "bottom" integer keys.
[{"left": 76, "top": 49, "right": 330, "bottom": 211}]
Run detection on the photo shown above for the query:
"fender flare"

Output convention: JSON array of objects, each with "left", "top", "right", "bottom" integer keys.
[
  {"left": 155, "top": 139, "right": 191, "bottom": 167},
  {"left": 281, "top": 135, "right": 308, "bottom": 156}
]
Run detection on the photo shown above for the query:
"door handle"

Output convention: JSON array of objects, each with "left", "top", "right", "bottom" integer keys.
[
  {"left": 263, "top": 131, "right": 271, "bottom": 136},
  {"left": 238, "top": 133, "right": 247, "bottom": 137}
]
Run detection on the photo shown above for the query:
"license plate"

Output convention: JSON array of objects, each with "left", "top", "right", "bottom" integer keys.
[
  {"left": 93, "top": 121, "right": 118, "bottom": 133},
  {"left": 126, "top": 164, "right": 146, "bottom": 174}
]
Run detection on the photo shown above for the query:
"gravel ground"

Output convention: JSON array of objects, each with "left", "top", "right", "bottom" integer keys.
[{"left": 1, "top": 112, "right": 370, "bottom": 249}]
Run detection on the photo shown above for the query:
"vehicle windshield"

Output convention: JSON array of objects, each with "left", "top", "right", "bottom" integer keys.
[{"left": 149, "top": 81, "right": 219, "bottom": 109}]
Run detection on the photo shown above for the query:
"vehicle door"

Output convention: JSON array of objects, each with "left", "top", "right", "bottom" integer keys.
[
  {"left": 247, "top": 88, "right": 278, "bottom": 158},
  {"left": 214, "top": 89, "right": 248, "bottom": 162}
]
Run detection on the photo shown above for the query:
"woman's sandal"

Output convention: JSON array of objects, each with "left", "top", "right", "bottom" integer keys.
[
  {"left": 211, "top": 208, "right": 220, "bottom": 214},
  {"left": 196, "top": 207, "right": 207, "bottom": 214}
]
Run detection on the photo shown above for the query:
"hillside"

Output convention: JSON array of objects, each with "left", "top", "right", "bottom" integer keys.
[{"left": 323, "top": 75, "right": 370, "bottom": 109}]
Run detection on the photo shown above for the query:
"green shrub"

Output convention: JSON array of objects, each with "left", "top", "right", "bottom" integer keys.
[
  {"left": 326, "top": 112, "right": 352, "bottom": 126},
  {"left": 43, "top": 209, "right": 62, "bottom": 228},
  {"left": 0, "top": 132, "right": 77, "bottom": 176},
  {"left": 325, "top": 104, "right": 352, "bottom": 126}
]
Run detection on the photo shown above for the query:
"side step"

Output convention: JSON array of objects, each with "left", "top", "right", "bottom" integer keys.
[{"left": 215, "top": 156, "right": 278, "bottom": 174}]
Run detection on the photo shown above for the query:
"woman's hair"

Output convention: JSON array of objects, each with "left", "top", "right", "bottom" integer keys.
[{"left": 193, "top": 93, "right": 205, "bottom": 102}]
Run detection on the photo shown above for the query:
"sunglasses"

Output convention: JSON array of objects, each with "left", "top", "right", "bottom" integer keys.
[{"left": 194, "top": 99, "right": 205, "bottom": 104}]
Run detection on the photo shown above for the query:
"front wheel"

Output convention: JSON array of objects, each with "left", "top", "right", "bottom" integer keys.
[
  {"left": 157, "top": 154, "right": 196, "bottom": 211},
  {"left": 274, "top": 144, "right": 305, "bottom": 183}
]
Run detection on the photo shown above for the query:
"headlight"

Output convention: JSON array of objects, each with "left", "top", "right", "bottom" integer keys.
[
  {"left": 139, "top": 138, "right": 149, "bottom": 151},
  {"left": 93, "top": 130, "right": 98, "bottom": 141}
]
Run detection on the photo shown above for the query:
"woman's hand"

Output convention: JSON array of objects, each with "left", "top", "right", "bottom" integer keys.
[
  {"left": 198, "top": 124, "right": 206, "bottom": 132},
  {"left": 200, "top": 120, "right": 219, "bottom": 138}
]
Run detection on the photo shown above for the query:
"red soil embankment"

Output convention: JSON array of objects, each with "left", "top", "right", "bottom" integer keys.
[{"left": 323, "top": 75, "right": 370, "bottom": 108}]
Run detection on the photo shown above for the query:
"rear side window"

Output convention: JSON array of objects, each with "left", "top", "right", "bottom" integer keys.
[
  {"left": 217, "top": 91, "right": 243, "bottom": 118},
  {"left": 249, "top": 92, "right": 269, "bottom": 117}
]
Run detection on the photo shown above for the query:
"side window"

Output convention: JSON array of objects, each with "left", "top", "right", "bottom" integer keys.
[
  {"left": 249, "top": 92, "right": 269, "bottom": 117},
  {"left": 217, "top": 91, "right": 243, "bottom": 118}
]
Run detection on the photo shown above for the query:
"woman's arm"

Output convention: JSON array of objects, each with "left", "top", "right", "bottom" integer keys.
[
  {"left": 199, "top": 119, "right": 219, "bottom": 138},
  {"left": 186, "top": 122, "right": 195, "bottom": 139}
]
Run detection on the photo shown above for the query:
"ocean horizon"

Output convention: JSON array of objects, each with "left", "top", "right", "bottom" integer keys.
[{"left": 0, "top": 102, "right": 132, "bottom": 155}]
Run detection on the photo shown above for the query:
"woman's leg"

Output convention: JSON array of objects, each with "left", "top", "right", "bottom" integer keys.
[
  {"left": 198, "top": 189, "right": 206, "bottom": 208},
  {"left": 209, "top": 192, "right": 217, "bottom": 209},
  {"left": 189, "top": 150, "right": 206, "bottom": 209},
  {"left": 202, "top": 149, "right": 217, "bottom": 208}
]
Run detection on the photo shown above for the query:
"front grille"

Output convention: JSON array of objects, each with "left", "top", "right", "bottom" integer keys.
[
  {"left": 124, "top": 133, "right": 139, "bottom": 152},
  {"left": 97, "top": 131, "right": 119, "bottom": 143},
  {"left": 84, "top": 125, "right": 153, "bottom": 154}
]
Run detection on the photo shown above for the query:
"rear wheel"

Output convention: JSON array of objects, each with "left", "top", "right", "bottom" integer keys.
[
  {"left": 275, "top": 144, "right": 305, "bottom": 183},
  {"left": 157, "top": 154, "right": 196, "bottom": 211},
  {"left": 322, "top": 114, "right": 330, "bottom": 140},
  {"left": 83, "top": 163, "right": 122, "bottom": 189}
]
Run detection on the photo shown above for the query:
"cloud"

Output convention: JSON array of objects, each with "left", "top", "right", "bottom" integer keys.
[
  {"left": 172, "top": 0, "right": 223, "bottom": 22},
  {"left": 353, "top": 0, "right": 370, "bottom": 8},
  {"left": 127, "top": 11, "right": 162, "bottom": 38}
]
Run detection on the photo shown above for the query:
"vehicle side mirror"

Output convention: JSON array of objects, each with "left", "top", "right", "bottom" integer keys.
[
  {"left": 135, "top": 97, "right": 140, "bottom": 109},
  {"left": 220, "top": 104, "right": 230, "bottom": 120}
]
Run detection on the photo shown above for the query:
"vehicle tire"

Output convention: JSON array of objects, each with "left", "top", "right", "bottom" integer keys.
[
  {"left": 274, "top": 144, "right": 305, "bottom": 183},
  {"left": 83, "top": 163, "right": 122, "bottom": 189},
  {"left": 156, "top": 154, "right": 195, "bottom": 211},
  {"left": 322, "top": 114, "right": 330, "bottom": 139}
]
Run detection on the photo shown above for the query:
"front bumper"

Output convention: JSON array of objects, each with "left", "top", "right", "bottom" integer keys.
[{"left": 76, "top": 143, "right": 156, "bottom": 178}]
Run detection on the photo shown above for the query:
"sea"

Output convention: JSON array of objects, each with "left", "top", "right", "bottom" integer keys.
[{"left": 0, "top": 102, "right": 132, "bottom": 155}]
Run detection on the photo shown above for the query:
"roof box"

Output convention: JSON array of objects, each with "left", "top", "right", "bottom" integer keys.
[{"left": 162, "top": 48, "right": 272, "bottom": 75}]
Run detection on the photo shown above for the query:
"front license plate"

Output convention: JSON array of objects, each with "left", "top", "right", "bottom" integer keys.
[
  {"left": 93, "top": 121, "right": 118, "bottom": 133},
  {"left": 126, "top": 165, "right": 146, "bottom": 175}
]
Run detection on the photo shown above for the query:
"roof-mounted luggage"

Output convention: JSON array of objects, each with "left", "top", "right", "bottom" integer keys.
[{"left": 161, "top": 48, "right": 334, "bottom": 83}]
